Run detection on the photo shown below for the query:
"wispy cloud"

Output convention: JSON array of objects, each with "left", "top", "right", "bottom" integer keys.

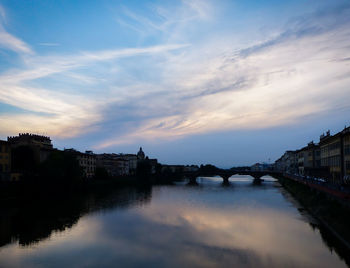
[
  {"left": 0, "top": 28, "right": 33, "bottom": 54},
  {"left": 96, "top": 2, "right": 350, "bottom": 149},
  {"left": 0, "top": 4, "right": 7, "bottom": 24},
  {"left": 1, "top": 0, "right": 350, "bottom": 151},
  {"left": 38, "top": 42, "right": 60, "bottom": 46},
  {"left": 0, "top": 42, "right": 189, "bottom": 138},
  {"left": 0, "top": 5, "right": 32, "bottom": 54},
  {"left": 116, "top": 0, "right": 213, "bottom": 41}
]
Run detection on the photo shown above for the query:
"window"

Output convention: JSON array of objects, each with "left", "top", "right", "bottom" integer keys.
[
  {"left": 345, "top": 145, "right": 350, "bottom": 155},
  {"left": 326, "top": 156, "right": 340, "bottom": 167},
  {"left": 334, "top": 156, "right": 340, "bottom": 167},
  {"left": 329, "top": 142, "right": 340, "bottom": 151},
  {"left": 346, "top": 161, "right": 350, "bottom": 170}
]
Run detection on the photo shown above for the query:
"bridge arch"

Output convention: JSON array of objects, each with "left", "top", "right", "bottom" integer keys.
[
  {"left": 184, "top": 170, "right": 281, "bottom": 184},
  {"left": 187, "top": 174, "right": 234, "bottom": 184}
]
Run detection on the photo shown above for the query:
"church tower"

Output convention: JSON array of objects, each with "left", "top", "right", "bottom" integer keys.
[{"left": 137, "top": 147, "right": 145, "bottom": 160}]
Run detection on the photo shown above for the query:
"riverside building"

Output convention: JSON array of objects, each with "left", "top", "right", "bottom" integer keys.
[
  {"left": 320, "top": 130, "right": 342, "bottom": 183},
  {"left": 65, "top": 149, "right": 96, "bottom": 178},
  {"left": 96, "top": 153, "right": 136, "bottom": 176},
  {"left": 275, "top": 125, "right": 350, "bottom": 184},
  {"left": 7, "top": 133, "right": 54, "bottom": 163},
  {"left": 342, "top": 127, "right": 350, "bottom": 181},
  {"left": 0, "top": 140, "right": 11, "bottom": 181}
]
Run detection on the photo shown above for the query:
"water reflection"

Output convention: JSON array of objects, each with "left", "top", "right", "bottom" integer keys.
[
  {"left": 0, "top": 187, "right": 152, "bottom": 247},
  {"left": 0, "top": 176, "right": 348, "bottom": 268}
]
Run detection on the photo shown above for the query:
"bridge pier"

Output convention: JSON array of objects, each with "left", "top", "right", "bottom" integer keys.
[
  {"left": 221, "top": 180, "right": 230, "bottom": 187},
  {"left": 252, "top": 174, "right": 263, "bottom": 184},
  {"left": 188, "top": 175, "right": 198, "bottom": 184},
  {"left": 221, "top": 174, "right": 231, "bottom": 183}
]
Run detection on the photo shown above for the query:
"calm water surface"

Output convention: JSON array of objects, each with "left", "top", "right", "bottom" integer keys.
[{"left": 0, "top": 175, "right": 348, "bottom": 268}]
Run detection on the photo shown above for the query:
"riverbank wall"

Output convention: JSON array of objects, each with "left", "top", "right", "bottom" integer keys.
[
  {"left": 277, "top": 174, "right": 350, "bottom": 254},
  {"left": 0, "top": 173, "right": 177, "bottom": 201}
]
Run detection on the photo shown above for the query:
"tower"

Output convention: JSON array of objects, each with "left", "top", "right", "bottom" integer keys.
[{"left": 137, "top": 147, "right": 145, "bottom": 160}]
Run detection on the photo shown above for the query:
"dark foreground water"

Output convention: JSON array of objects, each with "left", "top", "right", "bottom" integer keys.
[{"left": 0, "top": 175, "right": 348, "bottom": 268}]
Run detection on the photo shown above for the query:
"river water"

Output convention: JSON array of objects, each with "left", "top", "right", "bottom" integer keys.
[{"left": 0, "top": 175, "right": 348, "bottom": 268}]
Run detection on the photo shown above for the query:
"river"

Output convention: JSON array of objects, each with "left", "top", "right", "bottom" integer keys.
[{"left": 0, "top": 175, "right": 348, "bottom": 267}]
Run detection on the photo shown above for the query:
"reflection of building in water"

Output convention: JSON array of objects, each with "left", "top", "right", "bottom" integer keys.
[
  {"left": 64, "top": 149, "right": 96, "bottom": 178},
  {"left": 0, "top": 140, "right": 11, "bottom": 181},
  {"left": 0, "top": 186, "right": 152, "bottom": 248}
]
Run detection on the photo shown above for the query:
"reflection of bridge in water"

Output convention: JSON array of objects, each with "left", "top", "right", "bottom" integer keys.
[{"left": 182, "top": 170, "right": 282, "bottom": 184}]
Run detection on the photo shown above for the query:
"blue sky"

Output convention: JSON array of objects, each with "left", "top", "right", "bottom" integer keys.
[{"left": 0, "top": 0, "right": 350, "bottom": 167}]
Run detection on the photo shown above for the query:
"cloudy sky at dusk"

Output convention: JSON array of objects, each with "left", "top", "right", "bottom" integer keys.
[{"left": 0, "top": 0, "right": 349, "bottom": 167}]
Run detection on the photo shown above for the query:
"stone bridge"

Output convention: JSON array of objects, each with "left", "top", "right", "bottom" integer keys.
[{"left": 182, "top": 169, "right": 281, "bottom": 184}]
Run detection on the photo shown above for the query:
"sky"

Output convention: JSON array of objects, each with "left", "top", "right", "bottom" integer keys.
[{"left": 0, "top": 0, "right": 349, "bottom": 168}]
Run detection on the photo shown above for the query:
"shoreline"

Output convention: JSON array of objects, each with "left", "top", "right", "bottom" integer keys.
[
  {"left": 2, "top": 174, "right": 350, "bottom": 255},
  {"left": 276, "top": 174, "right": 350, "bottom": 263}
]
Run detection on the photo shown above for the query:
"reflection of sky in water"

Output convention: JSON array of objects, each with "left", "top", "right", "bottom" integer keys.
[{"left": 0, "top": 176, "right": 347, "bottom": 268}]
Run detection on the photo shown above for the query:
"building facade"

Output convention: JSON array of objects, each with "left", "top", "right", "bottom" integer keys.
[
  {"left": 320, "top": 131, "right": 342, "bottom": 183},
  {"left": 78, "top": 151, "right": 96, "bottom": 178},
  {"left": 303, "top": 142, "right": 322, "bottom": 177},
  {"left": 297, "top": 148, "right": 308, "bottom": 176},
  {"left": 342, "top": 127, "right": 350, "bottom": 181},
  {"left": 149, "top": 159, "right": 158, "bottom": 174},
  {"left": 0, "top": 140, "right": 11, "bottom": 181},
  {"left": 275, "top": 126, "right": 350, "bottom": 184},
  {"left": 8, "top": 133, "right": 54, "bottom": 163},
  {"left": 161, "top": 165, "right": 185, "bottom": 173},
  {"left": 96, "top": 154, "right": 120, "bottom": 177},
  {"left": 96, "top": 153, "right": 138, "bottom": 177},
  {"left": 286, "top": 151, "right": 298, "bottom": 174},
  {"left": 183, "top": 165, "right": 199, "bottom": 172},
  {"left": 65, "top": 149, "right": 96, "bottom": 178},
  {"left": 274, "top": 151, "right": 298, "bottom": 174},
  {"left": 120, "top": 154, "right": 138, "bottom": 175},
  {"left": 8, "top": 133, "right": 53, "bottom": 149}
]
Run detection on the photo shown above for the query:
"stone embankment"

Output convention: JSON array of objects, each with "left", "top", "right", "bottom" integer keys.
[{"left": 278, "top": 174, "right": 350, "bottom": 253}]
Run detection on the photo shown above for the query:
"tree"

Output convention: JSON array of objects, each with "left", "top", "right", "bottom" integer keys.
[
  {"left": 95, "top": 167, "right": 110, "bottom": 180},
  {"left": 137, "top": 159, "right": 152, "bottom": 178},
  {"left": 39, "top": 150, "right": 82, "bottom": 185},
  {"left": 11, "top": 145, "right": 38, "bottom": 173}
]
